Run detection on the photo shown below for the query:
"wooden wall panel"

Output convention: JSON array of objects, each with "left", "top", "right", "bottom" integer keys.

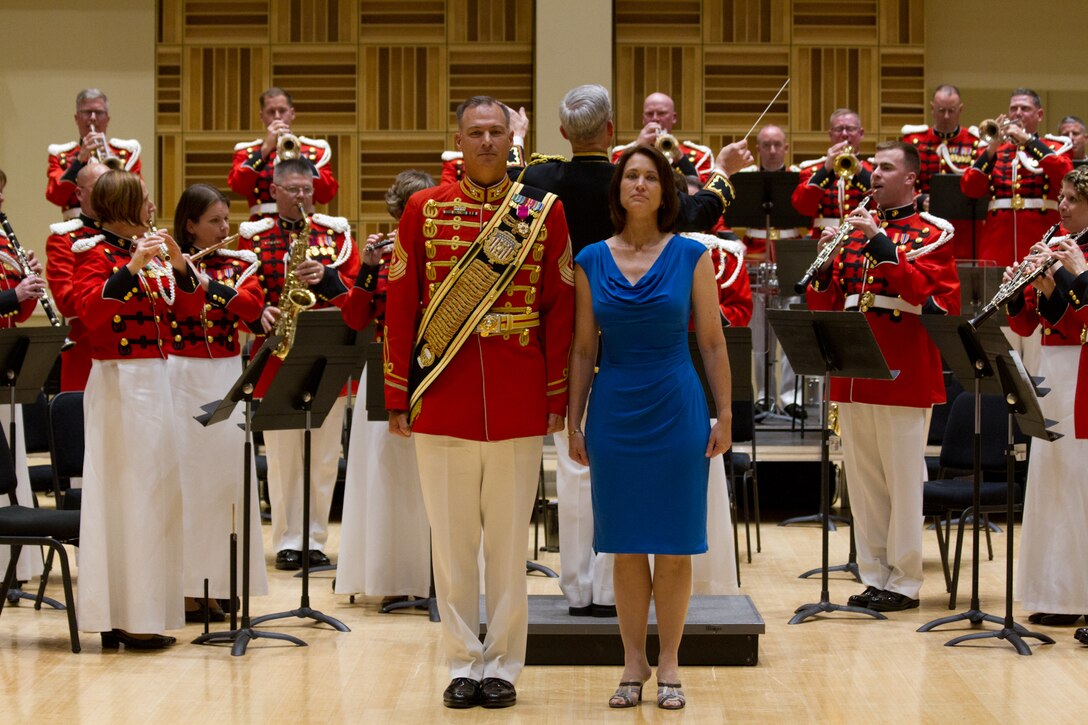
[
  {"left": 879, "top": 48, "right": 925, "bottom": 136},
  {"left": 447, "top": 0, "right": 534, "bottom": 44},
  {"left": 184, "top": 46, "right": 270, "bottom": 132},
  {"left": 703, "top": 0, "right": 790, "bottom": 45},
  {"left": 791, "top": 0, "right": 879, "bottom": 45},
  {"left": 614, "top": 45, "right": 703, "bottom": 137},
  {"left": 271, "top": 46, "right": 359, "bottom": 129},
  {"left": 704, "top": 46, "right": 791, "bottom": 132},
  {"left": 157, "top": 47, "right": 183, "bottom": 132},
  {"left": 271, "top": 0, "right": 358, "bottom": 44},
  {"left": 358, "top": 134, "right": 446, "bottom": 233},
  {"left": 180, "top": 1, "right": 270, "bottom": 44},
  {"left": 447, "top": 46, "right": 533, "bottom": 129},
  {"left": 358, "top": 1, "right": 446, "bottom": 43},
  {"left": 359, "top": 46, "right": 446, "bottom": 131},
  {"left": 614, "top": 1, "right": 703, "bottom": 43}
]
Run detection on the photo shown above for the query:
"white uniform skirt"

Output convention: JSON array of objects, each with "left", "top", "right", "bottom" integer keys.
[
  {"left": 78, "top": 358, "right": 185, "bottom": 633},
  {"left": 691, "top": 428, "right": 739, "bottom": 595},
  {"left": 0, "top": 403, "right": 44, "bottom": 580},
  {"left": 1017, "top": 345, "right": 1088, "bottom": 613},
  {"left": 334, "top": 373, "right": 430, "bottom": 598},
  {"left": 168, "top": 355, "right": 268, "bottom": 599}
]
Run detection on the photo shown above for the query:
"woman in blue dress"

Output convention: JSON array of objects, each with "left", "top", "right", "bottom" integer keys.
[{"left": 568, "top": 146, "right": 733, "bottom": 710}]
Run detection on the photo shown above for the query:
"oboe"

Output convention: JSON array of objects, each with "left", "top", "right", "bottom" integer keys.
[{"left": 0, "top": 212, "right": 73, "bottom": 349}]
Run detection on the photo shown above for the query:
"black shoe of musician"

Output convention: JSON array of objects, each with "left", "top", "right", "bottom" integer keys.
[
  {"left": 568, "top": 604, "right": 594, "bottom": 616},
  {"left": 1074, "top": 627, "right": 1088, "bottom": 645},
  {"left": 591, "top": 604, "right": 618, "bottom": 618},
  {"left": 443, "top": 677, "right": 482, "bottom": 708},
  {"left": 868, "top": 590, "right": 920, "bottom": 612},
  {"left": 275, "top": 549, "right": 302, "bottom": 571},
  {"left": 480, "top": 678, "right": 517, "bottom": 708},
  {"left": 784, "top": 403, "right": 808, "bottom": 420},
  {"left": 846, "top": 586, "right": 882, "bottom": 609},
  {"left": 308, "top": 550, "right": 331, "bottom": 567}
]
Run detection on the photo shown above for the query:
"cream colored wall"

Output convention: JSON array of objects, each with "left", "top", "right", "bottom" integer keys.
[
  {"left": 0, "top": 0, "right": 155, "bottom": 263},
  {"left": 534, "top": 0, "right": 613, "bottom": 157}
]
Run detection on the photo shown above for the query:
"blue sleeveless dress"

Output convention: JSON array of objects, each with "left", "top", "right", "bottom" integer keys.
[{"left": 576, "top": 235, "right": 711, "bottom": 555}]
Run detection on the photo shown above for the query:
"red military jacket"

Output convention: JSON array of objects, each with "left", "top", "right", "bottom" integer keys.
[
  {"left": 341, "top": 263, "right": 383, "bottom": 335},
  {"left": 961, "top": 134, "right": 1073, "bottom": 267},
  {"left": 791, "top": 156, "right": 874, "bottom": 238},
  {"left": 611, "top": 139, "right": 714, "bottom": 183},
  {"left": 683, "top": 234, "right": 753, "bottom": 327},
  {"left": 237, "top": 212, "right": 359, "bottom": 395},
  {"left": 0, "top": 230, "right": 36, "bottom": 328},
  {"left": 71, "top": 229, "right": 203, "bottom": 360},
  {"left": 901, "top": 124, "right": 981, "bottom": 194},
  {"left": 46, "top": 215, "right": 101, "bottom": 390},
  {"left": 384, "top": 176, "right": 575, "bottom": 441},
  {"left": 46, "top": 139, "right": 141, "bottom": 218},
  {"left": 168, "top": 247, "right": 264, "bottom": 359},
  {"left": 805, "top": 203, "right": 959, "bottom": 407},
  {"left": 1058, "top": 257, "right": 1088, "bottom": 437},
  {"left": 227, "top": 136, "right": 338, "bottom": 219}
]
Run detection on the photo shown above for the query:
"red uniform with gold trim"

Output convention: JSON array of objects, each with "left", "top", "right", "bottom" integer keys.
[
  {"left": 961, "top": 134, "right": 1073, "bottom": 267},
  {"left": 684, "top": 234, "right": 753, "bottom": 327},
  {"left": 46, "top": 215, "right": 100, "bottom": 389},
  {"left": 341, "top": 263, "right": 383, "bottom": 333},
  {"left": 383, "top": 176, "right": 575, "bottom": 441},
  {"left": 46, "top": 139, "right": 141, "bottom": 219},
  {"left": 1060, "top": 257, "right": 1088, "bottom": 438},
  {"left": 791, "top": 156, "right": 874, "bottom": 238},
  {"left": 902, "top": 124, "right": 982, "bottom": 260},
  {"left": 168, "top": 247, "right": 264, "bottom": 359},
  {"left": 228, "top": 137, "right": 338, "bottom": 220},
  {"left": 237, "top": 212, "right": 359, "bottom": 394},
  {"left": 0, "top": 229, "right": 37, "bottom": 328},
  {"left": 71, "top": 230, "right": 203, "bottom": 360},
  {"left": 805, "top": 203, "right": 959, "bottom": 407},
  {"left": 611, "top": 139, "right": 714, "bottom": 183}
]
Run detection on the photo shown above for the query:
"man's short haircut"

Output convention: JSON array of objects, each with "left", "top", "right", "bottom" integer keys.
[
  {"left": 92, "top": 171, "right": 146, "bottom": 227},
  {"left": 385, "top": 170, "right": 436, "bottom": 220},
  {"left": 933, "top": 84, "right": 961, "bottom": 98},
  {"left": 1060, "top": 115, "right": 1086, "bottom": 130},
  {"left": 456, "top": 96, "right": 510, "bottom": 127},
  {"left": 609, "top": 146, "right": 680, "bottom": 234},
  {"left": 76, "top": 88, "right": 108, "bottom": 110},
  {"left": 559, "top": 85, "right": 611, "bottom": 144},
  {"left": 875, "top": 140, "right": 920, "bottom": 176},
  {"left": 1063, "top": 166, "right": 1088, "bottom": 201},
  {"left": 829, "top": 108, "right": 861, "bottom": 126},
  {"left": 260, "top": 87, "right": 293, "bottom": 108},
  {"left": 273, "top": 158, "right": 316, "bottom": 182},
  {"left": 1010, "top": 88, "right": 1042, "bottom": 108}
]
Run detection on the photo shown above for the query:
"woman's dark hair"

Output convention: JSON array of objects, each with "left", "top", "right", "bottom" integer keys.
[
  {"left": 385, "top": 170, "right": 436, "bottom": 220},
  {"left": 173, "top": 184, "right": 230, "bottom": 248},
  {"left": 608, "top": 145, "right": 680, "bottom": 234},
  {"left": 92, "top": 170, "right": 146, "bottom": 227}
]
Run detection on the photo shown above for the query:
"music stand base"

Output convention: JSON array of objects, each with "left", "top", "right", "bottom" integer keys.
[
  {"left": 382, "top": 597, "right": 440, "bottom": 622},
  {"left": 526, "top": 561, "right": 557, "bottom": 578},
  {"left": 250, "top": 606, "right": 350, "bottom": 632},
  {"left": 779, "top": 512, "right": 847, "bottom": 530},
  {"left": 944, "top": 626, "right": 1054, "bottom": 655},
  {"left": 789, "top": 598, "right": 887, "bottom": 625},
  {"left": 798, "top": 561, "right": 860, "bottom": 582},
  {"left": 917, "top": 608, "right": 1006, "bottom": 632},
  {"left": 293, "top": 564, "right": 336, "bottom": 578},
  {"left": 192, "top": 626, "right": 307, "bottom": 656},
  {"left": 6, "top": 587, "right": 65, "bottom": 610}
]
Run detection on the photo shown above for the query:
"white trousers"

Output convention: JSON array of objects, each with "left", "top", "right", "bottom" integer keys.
[
  {"left": 839, "top": 403, "right": 927, "bottom": 598},
  {"left": 692, "top": 447, "right": 740, "bottom": 595},
  {"left": 553, "top": 428, "right": 614, "bottom": 608},
  {"left": 414, "top": 433, "right": 541, "bottom": 684},
  {"left": 264, "top": 396, "right": 346, "bottom": 553}
]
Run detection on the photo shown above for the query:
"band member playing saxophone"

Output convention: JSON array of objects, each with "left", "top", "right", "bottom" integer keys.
[
  {"left": 228, "top": 87, "right": 339, "bottom": 220},
  {"left": 1004, "top": 166, "right": 1088, "bottom": 627},
  {"left": 803, "top": 141, "right": 959, "bottom": 613}
]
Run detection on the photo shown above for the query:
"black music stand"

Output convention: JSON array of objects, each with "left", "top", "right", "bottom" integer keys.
[
  {"left": 249, "top": 310, "right": 365, "bottom": 634},
  {"left": 0, "top": 327, "right": 69, "bottom": 610},
  {"left": 929, "top": 174, "right": 987, "bottom": 261},
  {"left": 191, "top": 343, "right": 307, "bottom": 656},
  {"left": 958, "top": 263, "right": 1004, "bottom": 318},
  {"left": 362, "top": 340, "right": 440, "bottom": 622},
  {"left": 767, "top": 310, "right": 895, "bottom": 624}
]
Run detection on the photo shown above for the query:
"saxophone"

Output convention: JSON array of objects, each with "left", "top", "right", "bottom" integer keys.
[{"left": 271, "top": 203, "right": 317, "bottom": 359}]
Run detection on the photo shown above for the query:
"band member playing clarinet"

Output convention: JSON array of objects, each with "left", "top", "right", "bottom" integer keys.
[
  {"left": 804, "top": 141, "right": 959, "bottom": 613},
  {"left": 73, "top": 170, "right": 203, "bottom": 649},
  {"left": 1005, "top": 166, "right": 1088, "bottom": 627},
  {"left": 169, "top": 184, "right": 268, "bottom": 622}
]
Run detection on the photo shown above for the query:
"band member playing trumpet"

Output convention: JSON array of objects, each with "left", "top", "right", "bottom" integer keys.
[
  {"left": 237, "top": 157, "right": 358, "bottom": 572},
  {"left": 611, "top": 92, "right": 714, "bottom": 182},
  {"left": 1004, "top": 166, "right": 1088, "bottom": 627},
  {"left": 73, "top": 170, "right": 202, "bottom": 649},
  {"left": 792, "top": 108, "right": 873, "bottom": 238},
  {"left": 961, "top": 88, "right": 1074, "bottom": 269},
  {"left": 228, "top": 87, "right": 339, "bottom": 221},
  {"left": 47, "top": 89, "right": 141, "bottom": 219},
  {"left": 168, "top": 184, "right": 269, "bottom": 622},
  {"left": 804, "top": 141, "right": 959, "bottom": 613}
]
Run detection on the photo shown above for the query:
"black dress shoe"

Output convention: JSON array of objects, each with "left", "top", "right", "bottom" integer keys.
[
  {"left": 592, "top": 604, "right": 618, "bottom": 617},
  {"left": 784, "top": 403, "right": 808, "bottom": 420},
  {"left": 442, "top": 677, "right": 482, "bottom": 709},
  {"left": 868, "top": 590, "right": 920, "bottom": 612},
  {"left": 275, "top": 549, "right": 302, "bottom": 571},
  {"left": 480, "top": 677, "right": 517, "bottom": 708},
  {"left": 1028, "top": 612, "right": 1046, "bottom": 624},
  {"left": 1036, "top": 613, "right": 1081, "bottom": 626},
  {"left": 308, "top": 550, "right": 331, "bottom": 567},
  {"left": 568, "top": 604, "right": 594, "bottom": 617},
  {"left": 1075, "top": 627, "right": 1088, "bottom": 645},
  {"left": 101, "top": 630, "right": 177, "bottom": 650},
  {"left": 846, "top": 586, "right": 882, "bottom": 608}
]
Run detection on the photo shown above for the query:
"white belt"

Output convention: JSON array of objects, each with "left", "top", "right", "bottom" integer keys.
[
  {"left": 62, "top": 207, "right": 81, "bottom": 220},
  {"left": 746, "top": 228, "right": 801, "bottom": 240},
  {"left": 987, "top": 197, "right": 1057, "bottom": 212},
  {"left": 844, "top": 293, "right": 921, "bottom": 315},
  {"left": 249, "top": 202, "right": 278, "bottom": 216}
]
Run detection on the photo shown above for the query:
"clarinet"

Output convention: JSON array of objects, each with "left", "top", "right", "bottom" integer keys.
[{"left": 0, "top": 212, "right": 74, "bottom": 349}]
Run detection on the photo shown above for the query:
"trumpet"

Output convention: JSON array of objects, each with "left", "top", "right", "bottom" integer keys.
[
  {"left": 654, "top": 129, "right": 682, "bottom": 164},
  {"left": 969, "top": 224, "right": 1087, "bottom": 328},
  {"left": 977, "top": 115, "right": 1023, "bottom": 147},
  {"left": 189, "top": 233, "right": 240, "bottom": 262},
  {"left": 794, "top": 195, "right": 873, "bottom": 293},
  {"left": 88, "top": 123, "right": 123, "bottom": 170},
  {"left": 832, "top": 145, "right": 859, "bottom": 178},
  {"left": 276, "top": 131, "right": 301, "bottom": 161},
  {"left": 0, "top": 212, "right": 74, "bottom": 349}
]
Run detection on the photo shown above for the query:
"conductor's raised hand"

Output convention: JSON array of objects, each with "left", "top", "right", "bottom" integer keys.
[{"left": 714, "top": 140, "right": 753, "bottom": 177}]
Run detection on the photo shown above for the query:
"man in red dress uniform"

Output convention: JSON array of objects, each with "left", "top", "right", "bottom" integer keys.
[
  {"left": 384, "top": 96, "right": 574, "bottom": 709},
  {"left": 611, "top": 92, "right": 714, "bottom": 182},
  {"left": 792, "top": 108, "right": 873, "bottom": 239}
]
